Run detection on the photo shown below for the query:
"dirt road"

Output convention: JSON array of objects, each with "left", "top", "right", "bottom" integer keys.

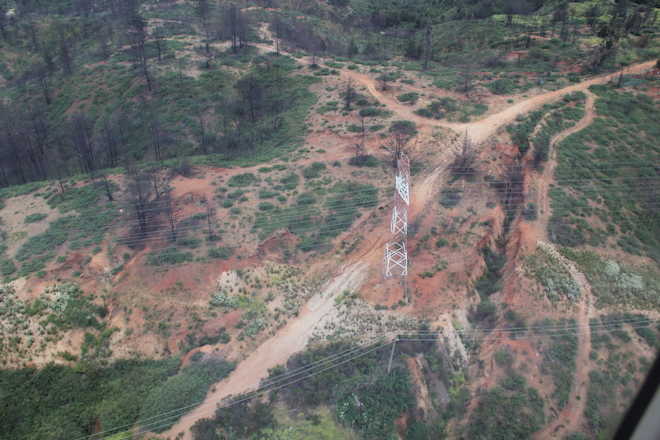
[
  {"left": 338, "top": 62, "right": 654, "bottom": 143},
  {"left": 536, "top": 90, "right": 597, "bottom": 242},
  {"left": 159, "top": 262, "right": 369, "bottom": 439},
  {"left": 153, "top": 27, "right": 653, "bottom": 439},
  {"left": 535, "top": 242, "right": 594, "bottom": 439}
]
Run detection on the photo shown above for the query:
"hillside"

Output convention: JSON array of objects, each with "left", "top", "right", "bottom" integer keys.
[{"left": 0, "top": 1, "right": 659, "bottom": 440}]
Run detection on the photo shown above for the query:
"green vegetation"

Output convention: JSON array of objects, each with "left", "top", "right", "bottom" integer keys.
[
  {"left": 439, "top": 188, "right": 462, "bottom": 208},
  {"left": 336, "top": 369, "right": 413, "bottom": 438},
  {"left": 302, "top": 162, "right": 327, "bottom": 179},
  {"left": 525, "top": 246, "right": 580, "bottom": 302},
  {"left": 146, "top": 247, "right": 194, "bottom": 266},
  {"left": 140, "top": 358, "right": 235, "bottom": 433},
  {"left": 397, "top": 92, "right": 419, "bottom": 104},
  {"left": 24, "top": 213, "right": 48, "bottom": 223},
  {"left": 559, "top": 248, "right": 660, "bottom": 310},
  {"left": 474, "top": 247, "right": 506, "bottom": 298},
  {"left": 467, "top": 372, "right": 544, "bottom": 440},
  {"left": 538, "top": 319, "right": 578, "bottom": 409},
  {"left": 254, "top": 181, "right": 378, "bottom": 253},
  {"left": 208, "top": 247, "right": 233, "bottom": 260},
  {"left": 14, "top": 183, "right": 117, "bottom": 277},
  {"left": 550, "top": 87, "right": 660, "bottom": 261},
  {"left": 415, "top": 97, "right": 487, "bottom": 122},
  {"left": 0, "top": 358, "right": 183, "bottom": 440},
  {"left": 228, "top": 173, "right": 259, "bottom": 188}
]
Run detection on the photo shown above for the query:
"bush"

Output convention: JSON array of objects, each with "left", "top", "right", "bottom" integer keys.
[
  {"left": 258, "top": 202, "right": 276, "bottom": 211},
  {"left": 494, "top": 349, "right": 514, "bottom": 368},
  {"left": 397, "top": 92, "right": 419, "bottom": 104},
  {"left": 24, "top": 213, "right": 48, "bottom": 224},
  {"left": 487, "top": 77, "right": 518, "bottom": 95},
  {"left": 523, "top": 203, "right": 538, "bottom": 221},
  {"left": 228, "top": 173, "right": 258, "bottom": 187},
  {"left": 208, "top": 247, "right": 233, "bottom": 260},
  {"left": 439, "top": 188, "right": 462, "bottom": 208},
  {"left": 348, "top": 154, "right": 379, "bottom": 167},
  {"left": 139, "top": 360, "right": 235, "bottom": 432},
  {"left": 297, "top": 193, "right": 317, "bottom": 206},
  {"left": 469, "top": 299, "right": 497, "bottom": 328},
  {"left": 258, "top": 190, "right": 279, "bottom": 199},
  {"left": 389, "top": 119, "right": 417, "bottom": 137},
  {"left": 1, "top": 259, "right": 16, "bottom": 276},
  {"left": 177, "top": 237, "right": 201, "bottom": 248},
  {"left": 147, "top": 248, "right": 193, "bottom": 266},
  {"left": 279, "top": 173, "right": 300, "bottom": 190},
  {"left": 302, "top": 162, "right": 326, "bottom": 179},
  {"left": 359, "top": 107, "right": 387, "bottom": 117}
]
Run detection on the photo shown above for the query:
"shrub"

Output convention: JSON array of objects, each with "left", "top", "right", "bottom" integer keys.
[
  {"left": 302, "top": 162, "right": 326, "bottom": 179},
  {"left": 177, "top": 237, "right": 201, "bottom": 249},
  {"left": 297, "top": 193, "right": 317, "bottom": 206},
  {"left": 439, "top": 188, "right": 462, "bottom": 208},
  {"left": 147, "top": 248, "right": 193, "bottom": 266},
  {"left": 348, "top": 155, "right": 379, "bottom": 167},
  {"left": 258, "top": 190, "right": 279, "bottom": 199},
  {"left": 1, "top": 259, "right": 16, "bottom": 276},
  {"left": 523, "top": 203, "right": 538, "bottom": 221},
  {"left": 397, "top": 92, "right": 419, "bottom": 104},
  {"left": 228, "top": 173, "right": 258, "bottom": 187},
  {"left": 208, "top": 247, "right": 233, "bottom": 260},
  {"left": 494, "top": 349, "right": 514, "bottom": 368},
  {"left": 389, "top": 119, "right": 417, "bottom": 137},
  {"left": 258, "top": 202, "right": 276, "bottom": 211},
  {"left": 24, "top": 213, "right": 48, "bottom": 224},
  {"left": 487, "top": 77, "right": 518, "bottom": 95},
  {"left": 359, "top": 107, "right": 387, "bottom": 117},
  {"left": 279, "top": 173, "right": 300, "bottom": 190},
  {"left": 139, "top": 360, "right": 235, "bottom": 432}
]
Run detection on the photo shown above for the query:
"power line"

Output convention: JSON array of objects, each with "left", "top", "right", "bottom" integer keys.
[{"left": 89, "top": 315, "right": 658, "bottom": 439}]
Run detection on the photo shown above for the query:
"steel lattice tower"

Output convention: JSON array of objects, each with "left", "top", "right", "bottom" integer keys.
[{"left": 384, "top": 153, "right": 410, "bottom": 278}]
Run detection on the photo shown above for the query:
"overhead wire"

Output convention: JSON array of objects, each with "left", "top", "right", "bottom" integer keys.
[{"left": 86, "top": 315, "right": 658, "bottom": 439}]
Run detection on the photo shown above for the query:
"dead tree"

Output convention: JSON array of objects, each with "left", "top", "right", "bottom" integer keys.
[
  {"left": 71, "top": 114, "right": 97, "bottom": 174},
  {"left": 164, "top": 191, "right": 178, "bottom": 242},
  {"left": 202, "top": 196, "right": 215, "bottom": 238},
  {"left": 126, "top": 167, "right": 153, "bottom": 238},
  {"left": 344, "top": 78, "right": 356, "bottom": 110},
  {"left": 450, "top": 133, "right": 477, "bottom": 180},
  {"left": 128, "top": 13, "right": 152, "bottom": 92}
]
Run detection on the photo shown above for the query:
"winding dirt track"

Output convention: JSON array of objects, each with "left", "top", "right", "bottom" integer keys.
[
  {"left": 535, "top": 243, "right": 594, "bottom": 439},
  {"left": 338, "top": 62, "right": 655, "bottom": 143},
  {"left": 155, "top": 34, "right": 655, "bottom": 439},
  {"left": 537, "top": 90, "right": 597, "bottom": 242}
]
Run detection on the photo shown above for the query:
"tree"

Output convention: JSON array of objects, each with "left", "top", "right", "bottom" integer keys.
[
  {"left": 127, "top": 11, "right": 152, "bottom": 92},
  {"left": 0, "top": 3, "right": 8, "bottom": 40},
  {"left": 347, "top": 37, "right": 358, "bottom": 58},
  {"left": 126, "top": 165, "right": 153, "bottom": 238},
  {"left": 202, "top": 197, "right": 215, "bottom": 238},
  {"left": 57, "top": 25, "right": 73, "bottom": 75},
  {"left": 585, "top": 4, "right": 601, "bottom": 31},
  {"left": 70, "top": 113, "right": 97, "bottom": 174},
  {"left": 343, "top": 78, "right": 356, "bottom": 110},
  {"left": 164, "top": 190, "right": 178, "bottom": 242},
  {"left": 99, "top": 117, "right": 120, "bottom": 168},
  {"left": 222, "top": 4, "right": 249, "bottom": 54},
  {"left": 450, "top": 133, "right": 476, "bottom": 180},
  {"left": 422, "top": 24, "right": 432, "bottom": 70},
  {"left": 195, "top": 0, "right": 211, "bottom": 56},
  {"left": 384, "top": 120, "right": 417, "bottom": 167}
]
